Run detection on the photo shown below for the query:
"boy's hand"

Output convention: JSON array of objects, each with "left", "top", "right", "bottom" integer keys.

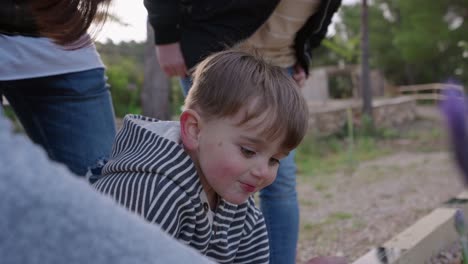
[
  {"left": 293, "top": 63, "right": 307, "bottom": 88},
  {"left": 155, "top": 43, "right": 188, "bottom": 77},
  {"left": 306, "top": 256, "right": 348, "bottom": 264}
]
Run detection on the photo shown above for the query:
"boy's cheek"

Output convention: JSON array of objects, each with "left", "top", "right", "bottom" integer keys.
[
  {"left": 209, "top": 161, "right": 242, "bottom": 177},
  {"left": 203, "top": 147, "right": 248, "bottom": 179},
  {"left": 257, "top": 172, "right": 277, "bottom": 190},
  {"left": 264, "top": 174, "right": 277, "bottom": 188}
]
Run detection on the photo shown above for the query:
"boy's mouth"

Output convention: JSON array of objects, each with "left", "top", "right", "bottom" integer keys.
[{"left": 240, "top": 182, "right": 256, "bottom": 193}]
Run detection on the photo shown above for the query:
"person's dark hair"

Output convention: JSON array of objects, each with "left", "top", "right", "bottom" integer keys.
[
  {"left": 185, "top": 49, "right": 309, "bottom": 151},
  {"left": 30, "top": 0, "right": 110, "bottom": 46}
]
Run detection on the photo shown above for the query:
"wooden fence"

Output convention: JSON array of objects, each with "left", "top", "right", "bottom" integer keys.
[{"left": 398, "top": 83, "right": 464, "bottom": 102}]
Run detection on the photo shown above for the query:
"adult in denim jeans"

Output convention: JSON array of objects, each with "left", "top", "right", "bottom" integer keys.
[
  {"left": 0, "top": 1, "right": 116, "bottom": 176},
  {"left": 146, "top": 1, "right": 341, "bottom": 262}
]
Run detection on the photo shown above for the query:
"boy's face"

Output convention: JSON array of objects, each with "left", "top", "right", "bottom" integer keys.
[{"left": 194, "top": 109, "right": 288, "bottom": 205}]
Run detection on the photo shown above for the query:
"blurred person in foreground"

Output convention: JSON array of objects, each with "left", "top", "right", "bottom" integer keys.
[{"left": 0, "top": 106, "right": 214, "bottom": 264}]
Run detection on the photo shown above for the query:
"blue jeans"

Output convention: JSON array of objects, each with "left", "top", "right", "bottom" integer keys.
[
  {"left": 180, "top": 77, "right": 192, "bottom": 97},
  {"left": 0, "top": 68, "right": 116, "bottom": 176},
  {"left": 180, "top": 75, "right": 299, "bottom": 264}
]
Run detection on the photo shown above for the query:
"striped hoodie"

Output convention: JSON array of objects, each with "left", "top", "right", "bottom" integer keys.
[{"left": 93, "top": 115, "right": 270, "bottom": 264}]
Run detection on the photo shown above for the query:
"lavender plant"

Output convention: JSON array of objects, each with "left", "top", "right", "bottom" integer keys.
[
  {"left": 441, "top": 84, "right": 468, "bottom": 264},
  {"left": 441, "top": 85, "right": 468, "bottom": 184},
  {"left": 455, "top": 209, "right": 468, "bottom": 264}
]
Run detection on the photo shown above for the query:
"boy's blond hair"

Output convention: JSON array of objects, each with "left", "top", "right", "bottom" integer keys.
[{"left": 185, "top": 49, "right": 309, "bottom": 151}]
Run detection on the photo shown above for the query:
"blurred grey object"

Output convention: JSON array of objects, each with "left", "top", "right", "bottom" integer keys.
[{"left": 0, "top": 107, "right": 213, "bottom": 264}]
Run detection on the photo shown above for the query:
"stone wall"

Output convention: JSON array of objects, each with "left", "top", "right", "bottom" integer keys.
[
  {"left": 307, "top": 96, "right": 417, "bottom": 136},
  {"left": 302, "top": 66, "right": 393, "bottom": 102}
]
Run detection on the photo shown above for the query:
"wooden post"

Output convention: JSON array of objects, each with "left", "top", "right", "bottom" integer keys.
[{"left": 361, "top": 0, "right": 373, "bottom": 127}]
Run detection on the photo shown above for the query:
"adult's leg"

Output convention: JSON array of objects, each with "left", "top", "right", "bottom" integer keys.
[
  {"left": 179, "top": 76, "right": 192, "bottom": 96},
  {"left": 259, "top": 65, "right": 300, "bottom": 264},
  {"left": 0, "top": 68, "right": 116, "bottom": 176},
  {"left": 259, "top": 150, "right": 299, "bottom": 264}
]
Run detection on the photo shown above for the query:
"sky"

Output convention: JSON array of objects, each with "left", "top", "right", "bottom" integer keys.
[{"left": 97, "top": 0, "right": 360, "bottom": 43}]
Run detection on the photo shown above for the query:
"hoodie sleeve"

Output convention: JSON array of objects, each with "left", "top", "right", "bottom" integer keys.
[
  {"left": 234, "top": 200, "right": 270, "bottom": 264},
  {"left": 143, "top": 0, "right": 181, "bottom": 44}
]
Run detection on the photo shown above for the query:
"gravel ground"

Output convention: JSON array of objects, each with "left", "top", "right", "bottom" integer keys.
[
  {"left": 296, "top": 151, "right": 464, "bottom": 263},
  {"left": 295, "top": 111, "right": 466, "bottom": 263},
  {"left": 428, "top": 241, "right": 463, "bottom": 264}
]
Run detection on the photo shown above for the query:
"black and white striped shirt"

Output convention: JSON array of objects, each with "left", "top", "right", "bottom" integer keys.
[{"left": 93, "top": 115, "right": 270, "bottom": 264}]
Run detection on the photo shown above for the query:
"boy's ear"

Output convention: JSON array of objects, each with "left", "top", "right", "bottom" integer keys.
[{"left": 180, "top": 109, "right": 201, "bottom": 151}]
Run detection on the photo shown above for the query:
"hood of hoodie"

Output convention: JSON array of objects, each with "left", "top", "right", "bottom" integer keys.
[{"left": 102, "top": 115, "right": 201, "bottom": 190}]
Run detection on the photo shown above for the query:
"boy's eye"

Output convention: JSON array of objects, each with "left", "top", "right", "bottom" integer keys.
[
  {"left": 269, "top": 158, "right": 280, "bottom": 166},
  {"left": 240, "top": 146, "right": 256, "bottom": 157}
]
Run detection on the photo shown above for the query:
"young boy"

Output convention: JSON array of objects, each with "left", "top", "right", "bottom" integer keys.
[{"left": 93, "top": 50, "right": 309, "bottom": 263}]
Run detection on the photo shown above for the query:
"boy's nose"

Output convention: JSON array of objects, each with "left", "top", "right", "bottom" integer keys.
[{"left": 251, "top": 162, "right": 271, "bottom": 179}]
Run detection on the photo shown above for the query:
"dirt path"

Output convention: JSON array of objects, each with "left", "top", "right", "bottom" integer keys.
[{"left": 296, "top": 107, "right": 466, "bottom": 263}]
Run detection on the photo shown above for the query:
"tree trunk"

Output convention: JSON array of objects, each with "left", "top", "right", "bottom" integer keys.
[
  {"left": 361, "top": 0, "right": 373, "bottom": 124},
  {"left": 141, "top": 20, "right": 171, "bottom": 120}
]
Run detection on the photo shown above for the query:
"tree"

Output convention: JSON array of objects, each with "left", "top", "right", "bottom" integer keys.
[
  {"left": 329, "top": 1, "right": 468, "bottom": 85},
  {"left": 361, "top": 0, "right": 373, "bottom": 124},
  {"left": 141, "top": 21, "right": 171, "bottom": 120},
  {"left": 96, "top": 41, "right": 145, "bottom": 118}
]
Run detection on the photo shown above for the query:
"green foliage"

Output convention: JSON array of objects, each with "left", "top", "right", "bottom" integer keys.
[
  {"left": 96, "top": 41, "right": 145, "bottom": 117},
  {"left": 359, "top": 114, "right": 375, "bottom": 137},
  {"left": 313, "top": 1, "right": 468, "bottom": 85},
  {"left": 96, "top": 41, "right": 145, "bottom": 66},
  {"left": 2, "top": 106, "right": 23, "bottom": 133},
  {"left": 106, "top": 58, "right": 143, "bottom": 117},
  {"left": 296, "top": 113, "right": 406, "bottom": 177},
  {"left": 328, "top": 75, "right": 354, "bottom": 98},
  {"left": 322, "top": 36, "right": 360, "bottom": 64},
  {"left": 170, "top": 78, "right": 185, "bottom": 118},
  {"left": 296, "top": 114, "right": 446, "bottom": 178},
  {"left": 329, "top": 211, "right": 353, "bottom": 220},
  {"left": 296, "top": 132, "right": 386, "bottom": 176}
]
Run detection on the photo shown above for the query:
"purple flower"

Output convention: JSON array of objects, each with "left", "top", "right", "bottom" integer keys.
[
  {"left": 455, "top": 209, "right": 466, "bottom": 235},
  {"left": 441, "top": 82, "right": 468, "bottom": 185},
  {"left": 454, "top": 209, "right": 468, "bottom": 264}
]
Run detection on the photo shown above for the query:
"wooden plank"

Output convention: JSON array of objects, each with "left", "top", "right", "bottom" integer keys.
[
  {"left": 384, "top": 208, "right": 458, "bottom": 264},
  {"left": 352, "top": 208, "right": 458, "bottom": 264},
  {"left": 410, "top": 94, "right": 445, "bottom": 101},
  {"left": 397, "top": 83, "right": 464, "bottom": 103},
  {"left": 351, "top": 248, "right": 387, "bottom": 264},
  {"left": 353, "top": 190, "right": 468, "bottom": 264},
  {"left": 398, "top": 83, "right": 463, "bottom": 94},
  {"left": 398, "top": 84, "right": 439, "bottom": 93}
]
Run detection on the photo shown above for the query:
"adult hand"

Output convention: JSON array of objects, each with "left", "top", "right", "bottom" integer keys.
[
  {"left": 293, "top": 63, "right": 307, "bottom": 88},
  {"left": 155, "top": 43, "right": 188, "bottom": 77},
  {"left": 306, "top": 256, "right": 348, "bottom": 264}
]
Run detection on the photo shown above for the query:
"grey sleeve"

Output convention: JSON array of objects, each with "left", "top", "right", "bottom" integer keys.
[{"left": 0, "top": 109, "right": 214, "bottom": 264}]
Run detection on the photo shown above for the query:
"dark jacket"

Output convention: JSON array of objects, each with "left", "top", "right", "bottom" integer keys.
[
  {"left": 144, "top": 0, "right": 342, "bottom": 74},
  {"left": 295, "top": 0, "right": 342, "bottom": 75},
  {"left": 144, "top": 0, "right": 280, "bottom": 69},
  {"left": 0, "top": 0, "right": 38, "bottom": 36}
]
